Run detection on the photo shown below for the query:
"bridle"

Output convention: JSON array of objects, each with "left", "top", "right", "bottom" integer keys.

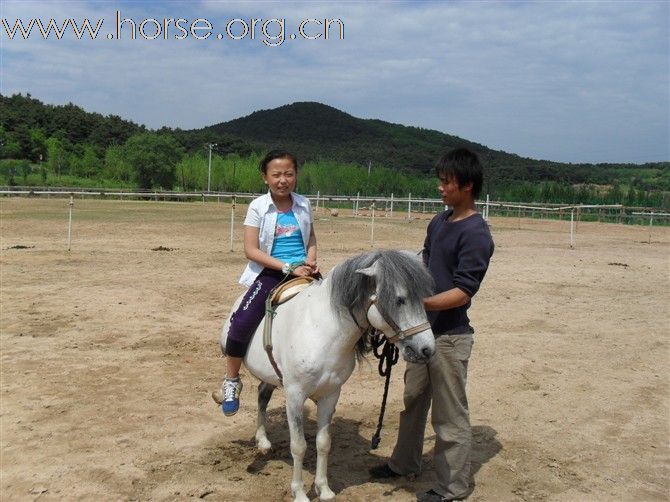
[{"left": 366, "top": 295, "right": 431, "bottom": 344}]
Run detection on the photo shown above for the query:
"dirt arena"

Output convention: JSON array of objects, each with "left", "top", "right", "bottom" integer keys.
[{"left": 1, "top": 197, "right": 668, "bottom": 501}]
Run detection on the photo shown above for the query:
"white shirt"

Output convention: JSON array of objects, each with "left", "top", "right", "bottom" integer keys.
[{"left": 239, "top": 191, "right": 313, "bottom": 287}]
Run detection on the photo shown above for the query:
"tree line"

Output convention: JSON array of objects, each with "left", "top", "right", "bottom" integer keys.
[
  {"left": 1, "top": 93, "right": 667, "bottom": 207},
  {"left": 1, "top": 142, "right": 666, "bottom": 207}
]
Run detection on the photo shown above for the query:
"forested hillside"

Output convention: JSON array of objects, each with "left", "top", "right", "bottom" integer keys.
[
  {"left": 205, "top": 102, "right": 669, "bottom": 193},
  {"left": 1, "top": 93, "right": 667, "bottom": 207}
]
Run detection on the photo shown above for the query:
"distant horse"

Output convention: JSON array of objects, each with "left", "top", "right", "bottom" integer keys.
[{"left": 216, "top": 249, "right": 435, "bottom": 502}]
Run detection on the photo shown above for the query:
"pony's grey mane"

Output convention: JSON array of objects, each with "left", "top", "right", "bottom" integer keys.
[{"left": 330, "top": 249, "right": 435, "bottom": 325}]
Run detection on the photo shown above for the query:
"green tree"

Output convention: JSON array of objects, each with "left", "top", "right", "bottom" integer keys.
[
  {"left": 175, "top": 153, "right": 206, "bottom": 191},
  {"left": 607, "top": 183, "right": 623, "bottom": 204},
  {"left": 0, "top": 130, "right": 22, "bottom": 159},
  {"left": 72, "top": 145, "right": 102, "bottom": 177},
  {"left": 19, "top": 158, "right": 31, "bottom": 183},
  {"left": 46, "top": 136, "right": 66, "bottom": 178},
  {"left": 123, "top": 133, "right": 184, "bottom": 189},
  {"left": 13, "top": 125, "right": 32, "bottom": 159},
  {"left": 103, "top": 145, "right": 133, "bottom": 183},
  {"left": 29, "top": 128, "right": 47, "bottom": 162}
]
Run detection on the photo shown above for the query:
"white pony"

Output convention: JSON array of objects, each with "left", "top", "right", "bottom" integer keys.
[{"left": 216, "top": 249, "right": 435, "bottom": 502}]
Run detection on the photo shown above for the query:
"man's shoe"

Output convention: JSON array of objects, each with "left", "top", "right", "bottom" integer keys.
[
  {"left": 369, "top": 463, "right": 401, "bottom": 479},
  {"left": 417, "top": 490, "right": 447, "bottom": 502},
  {"left": 417, "top": 489, "right": 469, "bottom": 501},
  {"left": 222, "top": 377, "right": 243, "bottom": 416}
]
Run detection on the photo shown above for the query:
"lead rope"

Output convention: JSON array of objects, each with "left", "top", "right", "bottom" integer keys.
[{"left": 370, "top": 330, "right": 399, "bottom": 450}]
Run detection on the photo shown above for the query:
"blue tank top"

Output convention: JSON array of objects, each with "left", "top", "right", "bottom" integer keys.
[{"left": 271, "top": 210, "right": 306, "bottom": 264}]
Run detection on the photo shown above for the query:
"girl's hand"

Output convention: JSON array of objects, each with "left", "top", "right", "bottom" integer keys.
[
  {"left": 292, "top": 265, "right": 313, "bottom": 277},
  {"left": 305, "top": 260, "right": 319, "bottom": 275}
]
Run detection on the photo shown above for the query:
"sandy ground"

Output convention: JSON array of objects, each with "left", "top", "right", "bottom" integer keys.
[{"left": 1, "top": 197, "right": 668, "bottom": 501}]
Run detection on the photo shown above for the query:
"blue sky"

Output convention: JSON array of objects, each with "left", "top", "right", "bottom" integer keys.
[{"left": 1, "top": 0, "right": 668, "bottom": 164}]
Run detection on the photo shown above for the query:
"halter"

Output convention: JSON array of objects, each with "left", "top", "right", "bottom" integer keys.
[{"left": 366, "top": 295, "right": 431, "bottom": 344}]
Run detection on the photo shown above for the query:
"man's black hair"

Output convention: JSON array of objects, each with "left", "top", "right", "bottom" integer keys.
[{"left": 435, "top": 147, "right": 484, "bottom": 199}]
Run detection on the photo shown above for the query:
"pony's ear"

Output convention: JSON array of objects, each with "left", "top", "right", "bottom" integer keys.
[{"left": 355, "top": 260, "right": 379, "bottom": 277}]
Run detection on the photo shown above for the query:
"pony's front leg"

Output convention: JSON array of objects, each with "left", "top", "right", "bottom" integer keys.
[
  {"left": 255, "top": 382, "right": 275, "bottom": 454},
  {"left": 285, "top": 390, "right": 309, "bottom": 502},
  {"left": 314, "top": 391, "right": 340, "bottom": 501}
]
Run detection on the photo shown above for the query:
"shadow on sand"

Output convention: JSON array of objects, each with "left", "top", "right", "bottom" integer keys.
[{"left": 226, "top": 407, "right": 501, "bottom": 499}]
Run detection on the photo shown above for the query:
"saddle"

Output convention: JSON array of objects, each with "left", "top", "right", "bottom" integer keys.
[
  {"left": 270, "top": 276, "right": 315, "bottom": 306},
  {"left": 263, "top": 276, "right": 316, "bottom": 385}
]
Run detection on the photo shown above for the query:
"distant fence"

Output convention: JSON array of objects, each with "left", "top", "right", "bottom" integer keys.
[
  {"left": 1, "top": 186, "right": 669, "bottom": 227},
  {"left": 4, "top": 186, "right": 669, "bottom": 251}
]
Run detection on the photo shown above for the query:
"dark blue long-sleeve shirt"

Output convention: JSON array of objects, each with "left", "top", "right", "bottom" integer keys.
[{"left": 422, "top": 210, "right": 494, "bottom": 335}]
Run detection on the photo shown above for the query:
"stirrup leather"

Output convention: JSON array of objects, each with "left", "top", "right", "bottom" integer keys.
[{"left": 263, "top": 276, "right": 316, "bottom": 386}]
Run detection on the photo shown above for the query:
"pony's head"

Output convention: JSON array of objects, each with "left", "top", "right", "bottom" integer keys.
[{"left": 331, "top": 250, "right": 436, "bottom": 363}]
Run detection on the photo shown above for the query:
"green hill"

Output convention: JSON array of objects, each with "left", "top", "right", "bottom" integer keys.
[
  {"left": 204, "top": 101, "right": 487, "bottom": 174},
  {"left": 201, "top": 101, "right": 669, "bottom": 191}
]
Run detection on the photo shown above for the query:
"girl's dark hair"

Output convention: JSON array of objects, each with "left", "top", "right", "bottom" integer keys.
[
  {"left": 435, "top": 147, "right": 484, "bottom": 199},
  {"left": 259, "top": 149, "right": 298, "bottom": 174}
]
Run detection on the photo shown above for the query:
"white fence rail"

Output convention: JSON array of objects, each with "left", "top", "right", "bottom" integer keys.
[
  {"left": 3, "top": 187, "right": 668, "bottom": 251},
  {"left": 2, "top": 186, "right": 668, "bottom": 223}
]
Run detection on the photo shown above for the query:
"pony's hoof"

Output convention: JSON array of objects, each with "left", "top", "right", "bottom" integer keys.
[
  {"left": 211, "top": 389, "right": 223, "bottom": 405},
  {"left": 256, "top": 437, "right": 272, "bottom": 454},
  {"left": 317, "top": 486, "right": 335, "bottom": 501},
  {"left": 292, "top": 493, "right": 309, "bottom": 502}
]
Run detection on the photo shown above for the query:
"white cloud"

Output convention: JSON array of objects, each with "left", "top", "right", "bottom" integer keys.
[{"left": 1, "top": 0, "right": 667, "bottom": 162}]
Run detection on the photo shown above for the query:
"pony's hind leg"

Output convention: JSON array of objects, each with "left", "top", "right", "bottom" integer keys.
[
  {"left": 255, "top": 382, "right": 275, "bottom": 454},
  {"left": 313, "top": 391, "right": 340, "bottom": 501},
  {"left": 285, "top": 389, "right": 309, "bottom": 502}
]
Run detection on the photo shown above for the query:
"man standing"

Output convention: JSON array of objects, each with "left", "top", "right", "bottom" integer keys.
[{"left": 370, "top": 148, "right": 495, "bottom": 501}]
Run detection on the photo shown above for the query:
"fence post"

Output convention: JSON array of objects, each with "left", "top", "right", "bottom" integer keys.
[
  {"left": 67, "top": 195, "right": 74, "bottom": 251},
  {"left": 408, "top": 192, "right": 412, "bottom": 220},
  {"left": 576, "top": 206, "right": 581, "bottom": 231},
  {"left": 229, "top": 195, "right": 236, "bottom": 252},
  {"left": 648, "top": 213, "right": 653, "bottom": 244},
  {"left": 390, "top": 193, "right": 394, "bottom": 218},
  {"left": 570, "top": 209, "right": 575, "bottom": 248},
  {"left": 370, "top": 202, "right": 375, "bottom": 247}
]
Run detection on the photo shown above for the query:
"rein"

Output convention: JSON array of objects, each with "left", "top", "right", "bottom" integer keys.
[
  {"left": 370, "top": 332, "right": 398, "bottom": 449},
  {"left": 362, "top": 295, "right": 431, "bottom": 449}
]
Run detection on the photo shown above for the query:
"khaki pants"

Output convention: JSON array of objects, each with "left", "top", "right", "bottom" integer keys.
[{"left": 389, "top": 334, "right": 474, "bottom": 500}]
